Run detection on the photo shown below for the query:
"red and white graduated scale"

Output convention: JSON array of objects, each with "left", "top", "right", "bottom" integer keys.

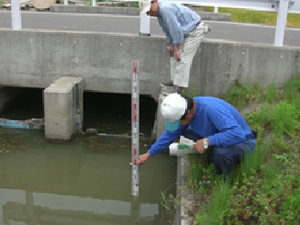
[{"left": 131, "top": 60, "right": 139, "bottom": 196}]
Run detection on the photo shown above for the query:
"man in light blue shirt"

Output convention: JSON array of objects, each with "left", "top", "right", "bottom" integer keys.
[
  {"left": 137, "top": 93, "right": 256, "bottom": 175},
  {"left": 139, "top": 0, "right": 205, "bottom": 91}
]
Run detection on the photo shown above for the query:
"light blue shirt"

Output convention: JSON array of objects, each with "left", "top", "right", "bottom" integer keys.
[{"left": 157, "top": 1, "right": 201, "bottom": 46}]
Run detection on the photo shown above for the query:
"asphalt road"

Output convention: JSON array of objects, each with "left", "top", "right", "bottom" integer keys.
[{"left": 0, "top": 10, "right": 300, "bottom": 47}]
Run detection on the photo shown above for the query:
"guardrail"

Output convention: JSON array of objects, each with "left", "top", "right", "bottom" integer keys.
[
  {"left": 9, "top": 0, "right": 300, "bottom": 46},
  {"left": 135, "top": 0, "right": 299, "bottom": 46}
]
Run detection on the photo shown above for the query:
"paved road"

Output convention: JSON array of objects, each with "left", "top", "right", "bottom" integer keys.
[{"left": 0, "top": 10, "right": 300, "bottom": 47}]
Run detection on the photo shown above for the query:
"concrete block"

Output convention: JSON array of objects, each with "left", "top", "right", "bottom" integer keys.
[
  {"left": 44, "top": 76, "right": 83, "bottom": 141},
  {"left": 156, "top": 84, "right": 177, "bottom": 140}
]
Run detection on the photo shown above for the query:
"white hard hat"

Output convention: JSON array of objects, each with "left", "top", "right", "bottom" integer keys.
[{"left": 161, "top": 93, "right": 187, "bottom": 131}]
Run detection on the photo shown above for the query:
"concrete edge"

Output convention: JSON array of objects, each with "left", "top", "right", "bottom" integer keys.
[{"left": 175, "top": 156, "right": 193, "bottom": 225}]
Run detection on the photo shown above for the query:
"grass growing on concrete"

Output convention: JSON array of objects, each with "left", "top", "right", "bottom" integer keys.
[
  {"left": 184, "top": 74, "right": 300, "bottom": 224},
  {"left": 203, "top": 6, "right": 300, "bottom": 28}
]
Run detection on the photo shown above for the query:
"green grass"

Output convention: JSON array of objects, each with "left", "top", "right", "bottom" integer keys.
[
  {"left": 183, "top": 74, "right": 300, "bottom": 225},
  {"left": 203, "top": 6, "right": 300, "bottom": 28}
]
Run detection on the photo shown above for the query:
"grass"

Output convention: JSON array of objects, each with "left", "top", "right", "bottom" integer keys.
[
  {"left": 178, "top": 74, "right": 300, "bottom": 225},
  {"left": 203, "top": 6, "right": 300, "bottom": 28}
]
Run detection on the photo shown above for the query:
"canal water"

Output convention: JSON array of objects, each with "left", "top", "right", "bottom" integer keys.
[{"left": 0, "top": 88, "right": 178, "bottom": 225}]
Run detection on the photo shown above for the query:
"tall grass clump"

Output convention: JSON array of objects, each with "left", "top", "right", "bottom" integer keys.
[{"left": 225, "top": 81, "right": 264, "bottom": 110}]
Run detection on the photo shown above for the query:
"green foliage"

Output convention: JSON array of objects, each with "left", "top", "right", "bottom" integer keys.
[
  {"left": 160, "top": 192, "right": 171, "bottom": 210},
  {"left": 202, "top": 6, "right": 300, "bottom": 28},
  {"left": 225, "top": 81, "right": 264, "bottom": 110},
  {"left": 266, "top": 83, "right": 276, "bottom": 104},
  {"left": 196, "top": 180, "right": 232, "bottom": 225},
  {"left": 181, "top": 87, "right": 201, "bottom": 98},
  {"left": 238, "top": 142, "right": 266, "bottom": 178},
  {"left": 185, "top": 76, "right": 300, "bottom": 225},
  {"left": 225, "top": 81, "right": 251, "bottom": 109}
]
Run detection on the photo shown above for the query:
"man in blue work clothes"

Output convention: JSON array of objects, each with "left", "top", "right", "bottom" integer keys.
[
  {"left": 137, "top": 93, "right": 256, "bottom": 175},
  {"left": 139, "top": 0, "right": 205, "bottom": 92}
]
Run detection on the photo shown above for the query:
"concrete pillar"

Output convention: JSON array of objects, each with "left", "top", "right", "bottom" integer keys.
[
  {"left": 44, "top": 76, "right": 83, "bottom": 141},
  {"left": 154, "top": 84, "right": 177, "bottom": 140}
]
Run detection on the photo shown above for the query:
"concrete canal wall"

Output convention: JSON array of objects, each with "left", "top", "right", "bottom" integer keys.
[{"left": 0, "top": 29, "right": 300, "bottom": 139}]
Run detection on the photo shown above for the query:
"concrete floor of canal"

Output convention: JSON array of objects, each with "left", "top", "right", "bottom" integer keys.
[{"left": 0, "top": 88, "right": 177, "bottom": 225}]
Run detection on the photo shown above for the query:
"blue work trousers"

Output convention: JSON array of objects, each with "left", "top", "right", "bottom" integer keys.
[{"left": 183, "top": 129, "right": 255, "bottom": 175}]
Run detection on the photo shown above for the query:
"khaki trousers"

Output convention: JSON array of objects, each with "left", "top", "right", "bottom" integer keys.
[{"left": 170, "top": 22, "right": 205, "bottom": 88}]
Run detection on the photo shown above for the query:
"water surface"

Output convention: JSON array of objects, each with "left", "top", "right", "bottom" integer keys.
[
  {"left": 0, "top": 89, "right": 177, "bottom": 225},
  {"left": 0, "top": 129, "right": 177, "bottom": 225}
]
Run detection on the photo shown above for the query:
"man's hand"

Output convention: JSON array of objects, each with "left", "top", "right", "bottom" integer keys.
[
  {"left": 168, "top": 43, "right": 174, "bottom": 57},
  {"left": 137, "top": 152, "right": 151, "bottom": 165},
  {"left": 194, "top": 139, "right": 207, "bottom": 154},
  {"left": 174, "top": 47, "right": 182, "bottom": 62}
]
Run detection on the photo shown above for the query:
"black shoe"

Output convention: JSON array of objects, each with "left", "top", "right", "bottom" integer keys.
[
  {"left": 251, "top": 129, "right": 258, "bottom": 139},
  {"left": 162, "top": 81, "right": 173, "bottom": 87}
]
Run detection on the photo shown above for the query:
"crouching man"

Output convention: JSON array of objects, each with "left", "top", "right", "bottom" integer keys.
[{"left": 137, "top": 93, "right": 256, "bottom": 175}]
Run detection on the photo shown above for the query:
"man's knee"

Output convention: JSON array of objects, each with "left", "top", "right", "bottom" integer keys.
[{"left": 212, "top": 147, "right": 235, "bottom": 175}]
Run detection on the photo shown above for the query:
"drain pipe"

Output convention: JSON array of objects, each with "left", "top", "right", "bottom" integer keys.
[{"left": 0, "top": 118, "right": 44, "bottom": 129}]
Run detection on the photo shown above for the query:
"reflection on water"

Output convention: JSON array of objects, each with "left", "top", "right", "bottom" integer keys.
[{"left": 0, "top": 129, "right": 177, "bottom": 225}]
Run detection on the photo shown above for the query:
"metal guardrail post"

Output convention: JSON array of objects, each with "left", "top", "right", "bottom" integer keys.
[
  {"left": 274, "top": 0, "right": 289, "bottom": 46},
  {"left": 139, "top": 14, "right": 151, "bottom": 36},
  {"left": 11, "top": 0, "right": 21, "bottom": 30}
]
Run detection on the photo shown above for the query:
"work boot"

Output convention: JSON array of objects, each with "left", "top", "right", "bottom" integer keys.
[
  {"left": 176, "top": 87, "right": 182, "bottom": 94},
  {"left": 159, "top": 82, "right": 177, "bottom": 95},
  {"left": 160, "top": 81, "right": 173, "bottom": 87}
]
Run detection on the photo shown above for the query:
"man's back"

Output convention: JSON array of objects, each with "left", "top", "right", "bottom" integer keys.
[{"left": 190, "top": 96, "right": 254, "bottom": 147}]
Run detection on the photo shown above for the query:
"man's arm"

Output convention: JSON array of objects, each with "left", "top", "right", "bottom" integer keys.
[
  {"left": 137, "top": 125, "right": 187, "bottom": 164},
  {"left": 207, "top": 106, "right": 247, "bottom": 147},
  {"left": 159, "top": 7, "right": 184, "bottom": 47}
]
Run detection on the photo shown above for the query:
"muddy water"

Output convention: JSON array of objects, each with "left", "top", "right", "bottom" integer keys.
[
  {"left": 0, "top": 89, "right": 177, "bottom": 225},
  {"left": 0, "top": 130, "right": 177, "bottom": 225}
]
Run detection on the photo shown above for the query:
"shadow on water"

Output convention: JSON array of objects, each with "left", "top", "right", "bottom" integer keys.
[{"left": 0, "top": 88, "right": 177, "bottom": 225}]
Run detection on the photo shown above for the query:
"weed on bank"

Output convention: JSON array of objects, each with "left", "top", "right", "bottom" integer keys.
[
  {"left": 182, "top": 74, "right": 300, "bottom": 225},
  {"left": 203, "top": 6, "right": 300, "bottom": 28}
]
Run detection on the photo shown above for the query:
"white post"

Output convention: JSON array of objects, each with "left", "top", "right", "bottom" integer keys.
[
  {"left": 64, "top": 0, "right": 68, "bottom": 5},
  {"left": 92, "top": 0, "right": 96, "bottom": 7},
  {"left": 214, "top": 6, "right": 219, "bottom": 13},
  {"left": 11, "top": 0, "right": 22, "bottom": 30},
  {"left": 139, "top": 14, "right": 150, "bottom": 36},
  {"left": 274, "top": 0, "right": 289, "bottom": 46},
  {"left": 131, "top": 61, "right": 139, "bottom": 197}
]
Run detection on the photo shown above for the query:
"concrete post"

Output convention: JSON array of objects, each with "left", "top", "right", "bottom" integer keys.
[
  {"left": 155, "top": 84, "right": 177, "bottom": 140},
  {"left": 44, "top": 76, "right": 83, "bottom": 141}
]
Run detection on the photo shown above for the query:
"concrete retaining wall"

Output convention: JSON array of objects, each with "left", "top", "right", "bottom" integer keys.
[{"left": 0, "top": 29, "right": 299, "bottom": 101}]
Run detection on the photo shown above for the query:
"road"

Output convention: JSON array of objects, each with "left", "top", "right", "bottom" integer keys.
[{"left": 0, "top": 10, "right": 300, "bottom": 47}]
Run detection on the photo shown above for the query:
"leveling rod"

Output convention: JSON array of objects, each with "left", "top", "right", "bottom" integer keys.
[{"left": 131, "top": 60, "right": 139, "bottom": 196}]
